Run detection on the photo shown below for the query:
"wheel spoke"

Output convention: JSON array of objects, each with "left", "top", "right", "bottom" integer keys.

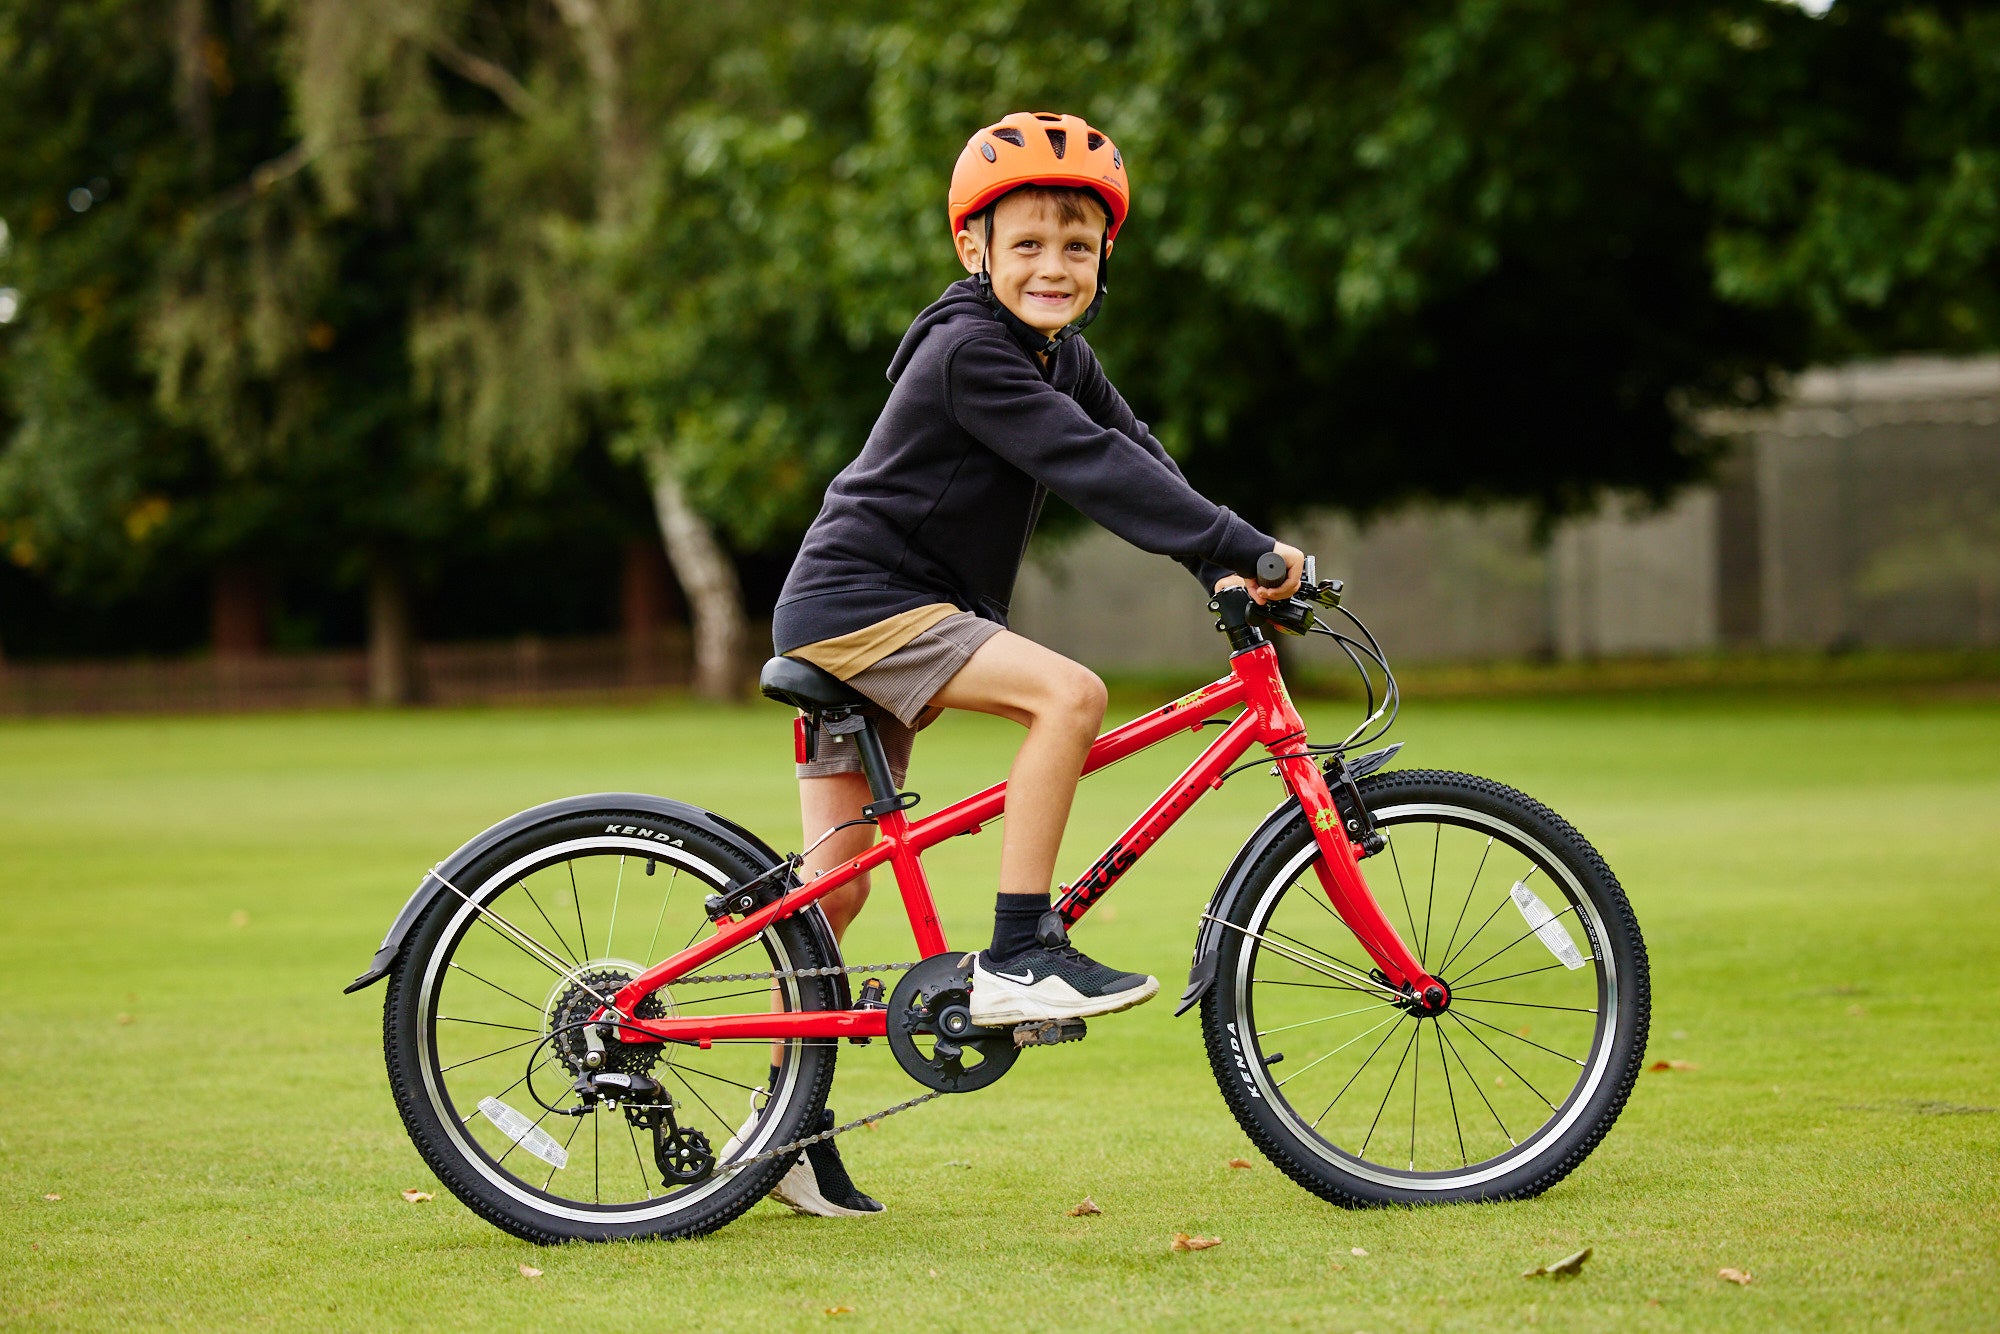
[
  {"left": 440, "top": 1034, "right": 544, "bottom": 1074},
  {"left": 1449, "top": 899, "right": 1583, "bottom": 989},
  {"left": 1452, "top": 1008, "right": 1586, "bottom": 1066},
  {"left": 1256, "top": 999, "right": 1396, "bottom": 1038},
  {"left": 448, "top": 962, "right": 546, "bottom": 1015},
  {"left": 1421, "top": 823, "right": 1440, "bottom": 967},
  {"left": 606, "top": 856, "right": 626, "bottom": 957},
  {"left": 1359, "top": 1025, "right": 1418, "bottom": 1159},
  {"left": 545, "top": 1113, "right": 586, "bottom": 1191},
  {"left": 1452, "top": 996, "right": 1597, "bottom": 1015},
  {"left": 1435, "top": 836, "right": 1494, "bottom": 979},
  {"left": 1444, "top": 1012, "right": 1559, "bottom": 1108},
  {"left": 1450, "top": 960, "right": 1585, "bottom": 992},
  {"left": 1265, "top": 924, "right": 1377, "bottom": 986},
  {"left": 1312, "top": 1017, "right": 1406, "bottom": 1127},
  {"left": 1439, "top": 1022, "right": 1513, "bottom": 1145},
  {"left": 1277, "top": 1013, "right": 1400, "bottom": 1088},
  {"left": 1408, "top": 1018, "right": 1422, "bottom": 1170},
  {"left": 1437, "top": 885, "right": 1515, "bottom": 977},
  {"left": 1435, "top": 1023, "right": 1467, "bottom": 1167},
  {"left": 627, "top": 1118, "right": 654, "bottom": 1200},
  {"left": 645, "top": 864, "right": 680, "bottom": 964},
  {"left": 438, "top": 1016, "right": 540, "bottom": 1033},
  {"left": 1384, "top": 833, "right": 1420, "bottom": 956},
  {"left": 1209, "top": 914, "right": 1398, "bottom": 998},
  {"left": 518, "top": 880, "right": 582, "bottom": 965},
  {"left": 663, "top": 1062, "right": 731, "bottom": 1131},
  {"left": 568, "top": 861, "right": 590, "bottom": 967}
]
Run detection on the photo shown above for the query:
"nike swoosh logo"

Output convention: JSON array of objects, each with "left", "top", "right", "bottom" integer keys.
[{"left": 991, "top": 968, "right": 1036, "bottom": 985}]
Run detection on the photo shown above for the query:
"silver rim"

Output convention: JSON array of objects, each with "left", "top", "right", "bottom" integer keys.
[
  {"left": 414, "top": 835, "right": 813, "bottom": 1224},
  {"left": 1231, "top": 801, "right": 1618, "bottom": 1191}
]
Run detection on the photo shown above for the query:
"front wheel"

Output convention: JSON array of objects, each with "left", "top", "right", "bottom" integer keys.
[{"left": 1201, "top": 769, "right": 1648, "bottom": 1205}]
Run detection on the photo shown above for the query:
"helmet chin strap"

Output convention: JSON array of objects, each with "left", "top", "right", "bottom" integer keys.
[{"left": 975, "top": 203, "right": 1111, "bottom": 358}]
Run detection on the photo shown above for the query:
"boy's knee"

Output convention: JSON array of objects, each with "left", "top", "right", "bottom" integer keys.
[{"left": 1042, "top": 663, "right": 1107, "bottom": 732}]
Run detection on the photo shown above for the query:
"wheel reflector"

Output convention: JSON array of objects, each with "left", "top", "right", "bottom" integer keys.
[
  {"left": 479, "top": 1097, "right": 569, "bottom": 1169},
  {"left": 1509, "top": 882, "right": 1585, "bottom": 970}
]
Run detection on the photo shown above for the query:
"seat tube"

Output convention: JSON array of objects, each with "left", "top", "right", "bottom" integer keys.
[{"left": 875, "top": 808, "right": 948, "bottom": 956}]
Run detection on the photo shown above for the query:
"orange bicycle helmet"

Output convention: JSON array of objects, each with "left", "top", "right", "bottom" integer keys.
[{"left": 948, "top": 111, "right": 1130, "bottom": 240}]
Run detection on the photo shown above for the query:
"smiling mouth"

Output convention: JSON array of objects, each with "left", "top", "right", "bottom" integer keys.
[{"left": 1025, "top": 290, "right": 1073, "bottom": 303}]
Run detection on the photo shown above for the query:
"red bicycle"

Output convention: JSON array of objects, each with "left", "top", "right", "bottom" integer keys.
[{"left": 350, "top": 562, "right": 1649, "bottom": 1242}]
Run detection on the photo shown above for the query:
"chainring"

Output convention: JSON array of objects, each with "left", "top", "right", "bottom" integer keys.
[{"left": 886, "top": 953, "right": 1019, "bottom": 1093}]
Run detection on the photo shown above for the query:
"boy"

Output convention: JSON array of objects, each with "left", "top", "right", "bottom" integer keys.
[{"left": 755, "top": 112, "right": 1302, "bottom": 1215}]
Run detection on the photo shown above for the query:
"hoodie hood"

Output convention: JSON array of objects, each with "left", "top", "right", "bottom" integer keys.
[{"left": 886, "top": 278, "right": 997, "bottom": 384}]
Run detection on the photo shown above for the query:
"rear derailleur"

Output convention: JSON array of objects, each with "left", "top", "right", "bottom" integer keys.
[{"left": 566, "top": 1069, "right": 715, "bottom": 1186}]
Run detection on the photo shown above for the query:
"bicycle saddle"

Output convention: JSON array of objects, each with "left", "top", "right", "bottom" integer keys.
[{"left": 758, "top": 656, "right": 867, "bottom": 713}]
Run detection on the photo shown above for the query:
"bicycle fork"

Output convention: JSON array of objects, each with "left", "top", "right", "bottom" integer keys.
[{"left": 1239, "top": 647, "right": 1448, "bottom": 1011}]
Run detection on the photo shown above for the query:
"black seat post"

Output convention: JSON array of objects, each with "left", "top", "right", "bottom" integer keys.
[{"left": 850, "top": 716, "right": 900, "bottom": 808}]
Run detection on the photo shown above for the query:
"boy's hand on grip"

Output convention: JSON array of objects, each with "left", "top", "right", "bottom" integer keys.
[{"left": 1223, "top": 543, "right": 1303, "bottom": 603}]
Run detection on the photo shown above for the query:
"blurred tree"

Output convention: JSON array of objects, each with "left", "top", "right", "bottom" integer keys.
[{"left": 817, "top": 0, "right": 2000, "bottom": 530}]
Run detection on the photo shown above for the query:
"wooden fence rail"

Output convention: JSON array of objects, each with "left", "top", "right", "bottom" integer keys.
[{"left": 0, "top": 631, "right": 693, "bottom": 716}]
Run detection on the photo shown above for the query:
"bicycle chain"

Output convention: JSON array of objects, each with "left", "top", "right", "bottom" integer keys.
[
  {"left": 723, "top": 1089, "right": 945, "bottom": 1174},
  {"left": 671, "top": 960, "right": 918, "bottom": 986},
  {"left": 666, "top": 958, "right": 938, "bottom": 1174}
]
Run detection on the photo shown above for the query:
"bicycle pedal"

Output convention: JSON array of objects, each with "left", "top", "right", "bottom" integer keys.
[{"left": 1012, "top": 1018, "right": 1087, "bottom": 1048}]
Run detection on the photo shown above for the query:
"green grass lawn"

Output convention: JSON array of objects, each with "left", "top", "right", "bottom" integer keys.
[{"left": 3, "top": 684, "right": 1997, "bottom": 1330}]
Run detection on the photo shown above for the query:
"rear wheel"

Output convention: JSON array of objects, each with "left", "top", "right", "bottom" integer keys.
[
  {"left": 1201, "top": 769, "right": 1648, "bottom": 1205},
  {"left": 383, "top": 810, "right": 840, "bottom": 1242}
]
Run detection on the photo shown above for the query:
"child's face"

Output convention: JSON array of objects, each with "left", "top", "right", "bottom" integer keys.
[{"left": 956, "top": 194, "right": 1110, "bottom": 338}]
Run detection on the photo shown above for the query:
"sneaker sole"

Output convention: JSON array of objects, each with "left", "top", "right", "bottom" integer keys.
[
  {"left": 968, "top": 974, "right": 1160, "bottom": 1027},
  {"left": 770, "top": 1160, "right": 884, "bottom": 1218}
]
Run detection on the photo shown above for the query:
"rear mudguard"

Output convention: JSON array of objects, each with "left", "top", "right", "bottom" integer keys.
[
  {"left": 1175, "top": 744, "right": 1401, "bottom": 1016},
  {"left": 343, "top": 792, "right": 848, "bottom": 1010}
]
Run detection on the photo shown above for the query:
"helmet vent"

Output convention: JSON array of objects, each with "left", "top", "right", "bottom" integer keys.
[
  {"left": 1086, "top": 131, "right": 1105, "bottom": 152},
  {"left": 991, "top": 127, "right": 1026, "bottom": 147},
  {"left": 1112, "top": 147, "right": 1122, "bottom": 170},
  {"left": 1045, "top": 128, "right": 1067, "bottom": 159},
  {"left": 980, "top": 141, "right": 997, "bottom": 162},
  {"left": 1033, "top": 112, "right": 1062, "bottom": 121}
]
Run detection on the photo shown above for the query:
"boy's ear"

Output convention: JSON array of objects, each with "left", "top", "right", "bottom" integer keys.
[
  {"left": 954, "top": 227, "right": 984, "bottom": 275},
  {"left": 1105, "top": 236, "right": 1114, "bottom": 259}
]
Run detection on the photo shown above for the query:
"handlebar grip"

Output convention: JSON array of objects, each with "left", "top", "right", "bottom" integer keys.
[{"left": 1255, "top": 551, "right": 1289, "bottom": 587}]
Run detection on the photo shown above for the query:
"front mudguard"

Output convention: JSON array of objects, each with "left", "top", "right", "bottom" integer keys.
[
  {"left": 1175, "top": 744, "right": 1400, "bottom": 1016},
  {"left": 343, "top": 792, "right": 848, "bottom": 1011}
]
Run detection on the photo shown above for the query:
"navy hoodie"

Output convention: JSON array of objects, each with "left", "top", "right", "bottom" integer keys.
[{"left": 772, "top": 278, "right": 1276, "bottom": 656}]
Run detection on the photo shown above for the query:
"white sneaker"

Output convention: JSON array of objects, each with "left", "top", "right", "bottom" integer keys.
[{"left": 769, "top": 1109, "right": 883, "bottom": 1216}]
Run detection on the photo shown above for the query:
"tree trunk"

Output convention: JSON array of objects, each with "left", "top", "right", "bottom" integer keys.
[
  {"left": 211, "top": 563, "right": 271, "bottom": 658},
  {"left": 367, "top": 556, "right": 419, "bottom": 706},
  {"left": 647, "top": 456, "right": 747, "bottom": 700}
]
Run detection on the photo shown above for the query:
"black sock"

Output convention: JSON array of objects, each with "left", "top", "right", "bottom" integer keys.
[
  {"left": 990, "top": 893, "right": 1051, "bottom": 959},
  {"left": 768, "top": 1061, "right": 781, "bottom": 1091}
]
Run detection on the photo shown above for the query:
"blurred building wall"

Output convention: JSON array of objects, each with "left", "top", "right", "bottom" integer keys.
[{"left": 1011, "top": 355, "right": 2000, "bottom": 670}]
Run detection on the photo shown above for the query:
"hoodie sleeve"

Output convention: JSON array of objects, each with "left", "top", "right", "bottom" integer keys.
[
  {"left": 1068, "top": 346, "right": 1243, "bottom": 592},
  {"left": 944, "top": 330, "right": 1274, "bottom": 580}
]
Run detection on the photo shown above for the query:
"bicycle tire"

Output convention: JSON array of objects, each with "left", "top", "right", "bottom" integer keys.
[
  {"left": 382, "top": 808, "right": 840, "bottom": 1242},
  {"left": 1201, "top": 768, "right": 1648, "bottom": 1205}
]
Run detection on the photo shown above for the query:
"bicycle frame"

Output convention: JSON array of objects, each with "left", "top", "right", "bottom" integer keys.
[{"left": 605, "top": 639, "right": 1443, "bottom": 1045}]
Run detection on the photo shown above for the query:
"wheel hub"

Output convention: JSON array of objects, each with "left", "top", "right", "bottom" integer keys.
[{"left": 543, "top": 960, "right": 668, "bottom": 1076}]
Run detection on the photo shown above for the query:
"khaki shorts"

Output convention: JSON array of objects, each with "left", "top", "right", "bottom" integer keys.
[{"left": 794, "top": 612, "right": 1003, "bottom": 788}]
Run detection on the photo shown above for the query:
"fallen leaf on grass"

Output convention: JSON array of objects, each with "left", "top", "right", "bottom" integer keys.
[
  {"left": 1718, "top": 1268, "right": 1753, "bottom": 1286},
  {"left": 1648, "top": 1060, "right": 1700, "bottom": 1073},
  {"left": 1171, "top": 1233, "right": 1222, "bottom": 1252},
  {"left": 1067, "top": 1197, "right": 1102, "bottom": 1217},
  {"left": 116, "top": 1013, "right": 133, "bottom": 1026},
  {"left": 1350, "top": 1246, "right": 1368, "bottom": 1257},
  {"left": 230, "top": 910, "right": 250, "bottom": 928},
  {"left": 1227, "top": 1158, "right": 1253, "bottom": 1169},
  {"left": 927, "top": 1268, "right": 938, "bottom": 1278},
  {"left": 518, "top": 1264, "right": 542, "bottom": 1279},
  {"left": 1516, "top": 1024, "right": 1532, "bottom": 1037},
  {"left": 1328, "top": 1261, "right": 1346, "bottom": 1271},
  {"left": 400, "top": 1189, "right": 434, "bottom": 1203},
  {"left": 824, "top": 1306, "right": 854, "bottom": 1316},
  {"left": 42, "top": 1193, "right": 60, "bottom": 1202},
  {"left": 1522, "top": 1246, "right": 1592, "bottom": 1279}
]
